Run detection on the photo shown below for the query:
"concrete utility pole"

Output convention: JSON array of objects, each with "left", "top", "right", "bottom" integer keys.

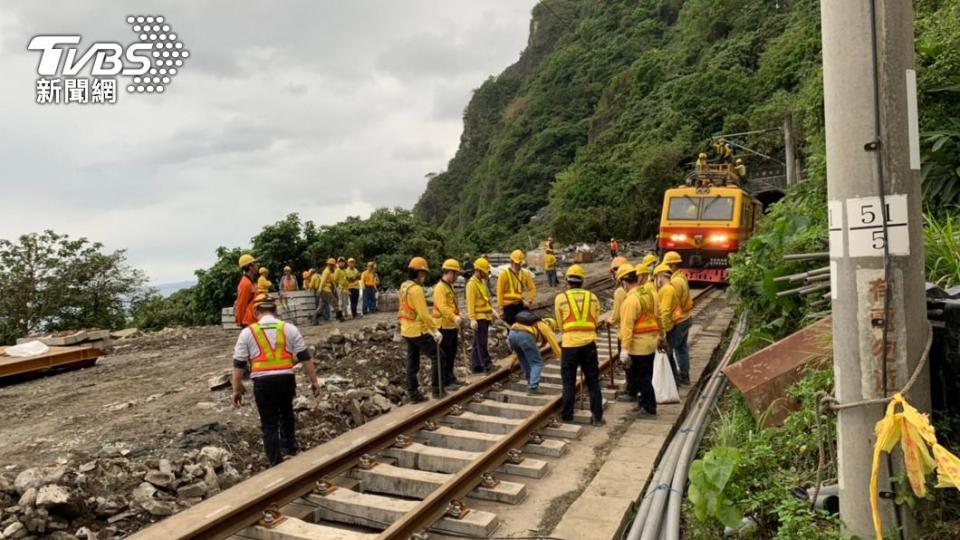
[
  {"left": 783, "top": 113, "right": 798, "bottom": 185},
  {"left": 822, "top": 0, "right": 929, "bottom": 538}
]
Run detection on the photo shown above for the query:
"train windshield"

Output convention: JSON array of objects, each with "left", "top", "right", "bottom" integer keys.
[
  {"left": 701, "top": 196, "right": 735, "bottom": 220},
  {"left": 667, "top": 196, "right": 701, "bottom": 220}
]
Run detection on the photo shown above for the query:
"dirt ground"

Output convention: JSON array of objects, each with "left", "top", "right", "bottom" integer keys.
[{"left": 0, "top": 257, "right": 627, "bottom": 538}]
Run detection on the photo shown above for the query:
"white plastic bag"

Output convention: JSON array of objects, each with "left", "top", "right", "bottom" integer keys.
[
  {"left": 5, "top": 340, "right": 50, "bottom": 358},
  {"left": 653, "top": 351, "right": 680, "bottom": 403}
]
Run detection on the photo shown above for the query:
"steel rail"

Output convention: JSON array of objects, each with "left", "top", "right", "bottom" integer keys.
[
  {"left": 129, "top": 359, "right": 525, "bottom": 540},
  {"left": 378, "top": 354, "right": 612, "bottom": 539}
]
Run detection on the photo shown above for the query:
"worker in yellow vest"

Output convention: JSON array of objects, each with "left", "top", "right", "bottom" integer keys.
[
  {"left": 333, "top": 257, "right": 348, "bottom": 322},
  {"left": 257, "top": 267, "right": 272, "bottom": 294},
  {"left": 604, "top": 256, "right": 629, "bottom": 328},
  {"left": 656, "top": 255, "right": 693, "bottom": 385},
  {"left": 508, "top": 310, "right": 561, "bottom": 394},
  {"left": 399, "top": 257, "right": 442, "bottom": 402},
  {"left": 230, "top": 293, "right": 321, "bottom": 466},
  {"left": 497, "top": 249, "right": 537, "bottom": 324},
  {"left": 433, "top": 259, "right": 467, "bottom": 392},
  {"left": 617, "top": 264, "right": 660, "bottom": 416},
  {"left": 636, "top": 253, "right": 659, "bottom": 297},
  {"left": 361, "top": 262, "right": 380, "bottom": 314},
  {"left": 544, "top": 248, "right": 558, "bottom": 287},
  {"left": 467, "top": 257, "right": 496, "bottom": 373},
  {"left": 345, "top": 258, "right": 361, "bottom": 318},
  {"left": 554, "top": 264, "right": 604, "bottom": 425},
  {"left": 314, "top": 258, "right": 338, "bottom": 323}
]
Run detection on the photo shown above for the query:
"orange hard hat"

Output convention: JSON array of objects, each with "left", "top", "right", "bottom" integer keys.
[
  {"left": 408, "top": 256, "right": 429, "bottom": 271},
  {"left": 610, "top": 256, "right": 628, "bottom": 271},
  {"left": 326, "top": 258, "right": 336, "bottom": 266}
]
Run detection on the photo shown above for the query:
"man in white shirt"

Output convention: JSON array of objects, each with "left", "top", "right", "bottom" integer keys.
[{"left": 231, "top": 294, "right": 321, "bottom": 466}]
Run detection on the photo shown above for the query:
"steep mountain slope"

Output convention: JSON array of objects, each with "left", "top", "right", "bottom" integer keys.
[{"left": 414, "top": 0, "right": 823, "bottom": 251}]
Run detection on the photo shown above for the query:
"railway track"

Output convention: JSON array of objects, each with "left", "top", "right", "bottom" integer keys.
[{"left": 131, "top": 282, "right": 716, "bottom": 540}]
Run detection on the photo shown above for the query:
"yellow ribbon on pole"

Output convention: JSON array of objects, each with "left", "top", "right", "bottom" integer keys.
[{"left": 870, "top": 393, "right": 960, "bottom": 539}]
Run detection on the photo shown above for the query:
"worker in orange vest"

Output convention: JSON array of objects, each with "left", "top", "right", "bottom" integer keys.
[
  {"left": 609, "top": 238, "right": 620, "bottom": 258},
  {"left": 230, "top": 293, "right": 321, "bottom": 466},
  {"left": 399, "top": 257, "right": 443, "bottom": 402},
  {"left": 280, "top": 266, "right": 298, "bottom": 292},
  {"left": 554, "top": 264, "right": 604, "bottom": 425},
  {"left": 617, "top": 263, "right": 660, "bottom": 416},
  {"left": 234, "top": 254, "right": 259, "bottom": 328}
]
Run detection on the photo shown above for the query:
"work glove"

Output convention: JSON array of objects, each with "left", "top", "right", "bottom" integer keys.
[
  {"left": 470, "top": 320, "right": 478, "bottom": 331},
  {"left": 430, "top": 330, "right": 443, "bottom": 344},
  {"left": 619, "top": 350, "right": 632, "bottom": 369},
  {"left": 657, "top": 337, "right": 667, "bottom": 352},
  {"left": 454, "top": 316, "right": 463, "bottom": 327}
]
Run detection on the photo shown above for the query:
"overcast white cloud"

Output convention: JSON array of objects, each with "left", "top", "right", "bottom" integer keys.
[{"left": 0, "top": 1, "right": 536, "bottom": 283}]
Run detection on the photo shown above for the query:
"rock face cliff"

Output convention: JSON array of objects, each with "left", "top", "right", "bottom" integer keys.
[{"left": 414, "top": 0, "right": 823, "bottom": 251}]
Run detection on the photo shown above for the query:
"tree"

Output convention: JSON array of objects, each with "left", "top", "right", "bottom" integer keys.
[{"left": 0, "top": 231, "right": 147, "bottom": 344}]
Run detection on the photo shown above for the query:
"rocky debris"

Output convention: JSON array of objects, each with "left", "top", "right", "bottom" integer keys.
[
  {"left": 36, "top": 485, "right": 82, "bottom": 518},
  {"left": 14, "top": 466, "right": 67, "bottom": 494},
  {"left": 143, "top": 471, "right": 175, "bottom": 489}
]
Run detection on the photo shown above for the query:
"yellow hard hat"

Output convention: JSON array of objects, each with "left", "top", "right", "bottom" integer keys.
[
  {"left": 654, "top": 263, "right": 673, "bottom": 276},
  {"left": 474, "top": 257, "right": 491, "bottom": 274},
  {"left": 698, "top": 152, "right": 707, "bottom": 159},
  {"left": 302, "top": 271, "right": 310, "bottom": 278},
  {"left": 337, "top": 256, "right": 346, "bottom": 263},
  {"left": 610, "top": 256, "right": 628, "bottom": 271},
  {"left": 635, "top": 263, "right": 650, "bottom": 275},
  {"left": 510, "top": 250, "right": 525, "bottom": 264},
  {"left": 641, "top": 253, "right": 658, "bottom": 268},
  {"left": 347, "top": 257, "right": 356, "bottom": 264},
  {"left": 252, "top": 293, "right": 276, "bottom": 309},
  {"left": 442, "top": 258, "right": 461, "bottom": 272},
  {"left": 238, "top": 254, "right": 258, "bottom": 269},
  {"left": 566, "top": 264, "right": 585, "bottom": 281},
  {"left": 326, "top": 257, "right": 336, "bottom": 266},
  {"left": 283, "top": 266, "right": 291, "bottom": 272},
  {"left": 662, "top": 251, "right": 682, "bottom": 265},
  {"left": 259, "top": 267, "right": 268, "bottom": 275},
  {"left": 542, "top": 317, "right": 558, "bottom": 332},
  {"left": 736, "top": 158, "right": 743, "bottom": 164},
  {"left": 615, "top": 263, "right": 636, "bottom": 282},
  {"left": 408, "top": 256, "right": 429, "bottom": 271}
]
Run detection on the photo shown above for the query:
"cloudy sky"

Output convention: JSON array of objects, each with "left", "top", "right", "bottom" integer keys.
[{"left": 0, "top": 1, "right": 537, "bottom": 283}]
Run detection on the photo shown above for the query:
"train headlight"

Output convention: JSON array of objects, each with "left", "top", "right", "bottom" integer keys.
[
  {"left": 670, "top": 234, "right": 687, "bottom": 242},
  {"left": 709, "top": 234, "right": 728, "bottom": 244}
]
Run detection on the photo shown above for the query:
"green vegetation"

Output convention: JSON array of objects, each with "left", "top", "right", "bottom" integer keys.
[
  {"left": 416, "top": 0, "right": 824, "bottom": 252},
  {"left": 0, "top": 231, "right": 146, "bottom": 344},
  {"left": 130, "top": 209, "right": 445, "bottom": 330},
  {"left": 689, "top": 446, "right": 743, "bottom": 530},
  {"left": 687, "top": 366, "right": 846, "bottom": 539}
]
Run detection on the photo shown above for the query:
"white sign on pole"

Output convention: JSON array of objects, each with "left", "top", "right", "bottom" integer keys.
[{"left": 845, "top": 194, "right": 909, "bottom": 257}]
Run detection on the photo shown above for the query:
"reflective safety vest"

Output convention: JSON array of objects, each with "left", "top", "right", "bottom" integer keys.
[
  {"left": 631, "top": 289, "right": 659, "bottom": 334},
  {"left": 398, "top": 281, "right": 419, "bottom": 322},
  {"left": 432, "top": 281, "right": 460, "bottom": 319},
  {"left": 470, "top": 277, "right": 493, "bottom": 314},
  {"left": 249, "top": 322, "right": 294, "bottom": 373},
  {"left": 561, "top": 290, "right": 596, "bottom": 332},
  {"left": 672, "top": 273, "right": 694, "bottom": 316},
  {"left": 502, "top": 269, "right": 524, "bottom": 304}
]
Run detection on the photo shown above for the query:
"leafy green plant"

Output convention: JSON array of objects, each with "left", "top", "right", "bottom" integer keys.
[
  {"left": 689, "top": 446, "right": 743, "bottom": 529},
  {"left": 924, "top": 211, "right": 960, "bottom": 288}
]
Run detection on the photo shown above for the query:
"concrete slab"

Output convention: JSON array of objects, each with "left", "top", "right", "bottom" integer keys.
[
  {"left": 506, "top": 380, "right": 617, "bottom": 401},
  {"left": 417, "top": 426, "right": 502, "bottom": 452},
  {"left": 235, "top": 515, "right": 377, "bottom": 540},
  {"left": 382, "top": 443, "right": 549, "bottom": 479},
  {"left": 350, "top": 463, "right": 526, "bottom": 504},
  {"left": 443, "top": 411, "right": 582, "bottom": 440},
  {"left": 552, "top": 494, "right": 633, "bottom": 540},
  {"left": 307, "top": 490, "right": 499, "bottom": 538},
  {"left": 467, "top": 400, "right": 541, "bottom": 419},
  {"left": 488, "top": 389, "right": 553, "bottom": 406},
  {"left": 523, "top": 438, "right": 567, "bottom": 457}
]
